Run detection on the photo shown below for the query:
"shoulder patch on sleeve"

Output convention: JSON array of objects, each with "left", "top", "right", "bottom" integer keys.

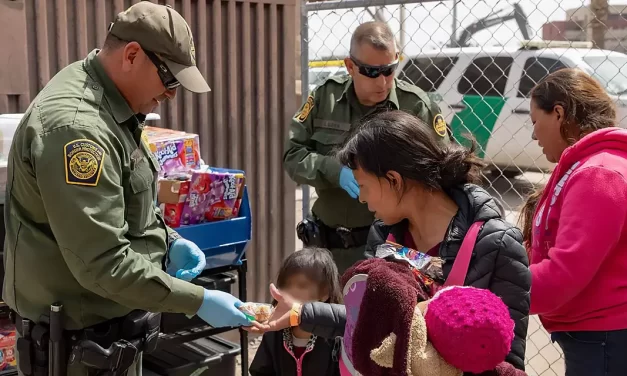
[
  {"left": 64, "top": 139, "right": 106, "bottom": 187},
  {"left": 433, "top": 114, "right": 447, "bottom": 138},
  {"left": 296, "top": 95, "right": 315, "bottom": 123}
]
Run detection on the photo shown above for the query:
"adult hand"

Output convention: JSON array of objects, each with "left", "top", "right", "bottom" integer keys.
[
  {"left": 196, "top": 289, "right": 256, "bottom": 328},
  {"left": 166, "top": 238, "right": 206, "bottom": 281},
  {"left": 244, "top": 283, "right": 302, "bottom": 334},
  {"left": 339, "top": 167, "right": 360, "bottom": 199}
]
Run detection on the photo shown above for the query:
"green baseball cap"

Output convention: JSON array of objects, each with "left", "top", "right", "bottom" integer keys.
[{"left": 109, "top": 2, "right": 210, "bottom": 93}]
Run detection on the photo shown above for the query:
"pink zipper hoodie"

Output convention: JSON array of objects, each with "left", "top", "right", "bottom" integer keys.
[{"left": 530, "top": 127, "right": 627, "bottom": 332}]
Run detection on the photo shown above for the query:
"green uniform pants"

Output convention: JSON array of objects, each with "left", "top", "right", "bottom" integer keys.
[{"left": 329, "top": 244, "right": 367, "bottom": 275}]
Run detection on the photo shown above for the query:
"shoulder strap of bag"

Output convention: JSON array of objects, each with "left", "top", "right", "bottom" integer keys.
[{"left": 443, "top": 221, "right": 485, "bottom": 287}]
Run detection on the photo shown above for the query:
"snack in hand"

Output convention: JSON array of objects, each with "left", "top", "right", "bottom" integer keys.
[
  {"left": 239, "top": 302, "right": 274, "bottom": 323},
  {"left": 376, "top": 241, "right": 445, "bottom": 282}
]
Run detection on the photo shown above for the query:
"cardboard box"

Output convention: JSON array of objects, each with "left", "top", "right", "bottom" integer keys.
[
  {"left": 158, "top": 178, "right": 191, "bottom": 228},
  {"left": 144, "top": 127, "right": 201, "bottom": 177}
]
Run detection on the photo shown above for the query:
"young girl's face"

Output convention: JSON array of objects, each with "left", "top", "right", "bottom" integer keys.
[{"left": 283, "top": 273, "right": 326, "bottom": 303}]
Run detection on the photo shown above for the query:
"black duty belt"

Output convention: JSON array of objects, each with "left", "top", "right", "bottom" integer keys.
[
  {"left": 320, "top": 223, "right": 370, "bottom": 249},
  {"left": 14, "top": 312, "right": 125, "bottom": 350},
  {"left": 12, "top": 309, "right": 161, "bottom": 376}
]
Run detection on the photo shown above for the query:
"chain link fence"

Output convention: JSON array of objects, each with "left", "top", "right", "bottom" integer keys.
[{"left": 297, "top": 0, "right": 627, "bottom": 374}]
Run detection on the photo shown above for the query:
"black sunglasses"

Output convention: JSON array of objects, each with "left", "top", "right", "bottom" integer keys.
[
  {"left": 145, "top": 50, "right": 181, "bottom": 90},
  {"left": 349, "top": 56, "right": 399, "bottom": 79}
]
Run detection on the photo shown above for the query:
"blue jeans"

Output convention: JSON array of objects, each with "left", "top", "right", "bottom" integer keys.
[{"left": 551, "top": 329, "right": 627, "bottom": 376}]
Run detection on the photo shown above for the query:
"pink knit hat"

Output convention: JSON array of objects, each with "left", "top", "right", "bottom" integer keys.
[{"left": 424, "top": 286, "right": 515, "bottom": 374}]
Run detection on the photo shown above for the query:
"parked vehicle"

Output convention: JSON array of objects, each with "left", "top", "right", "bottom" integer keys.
[{"left": 397, "top": 40, "right": 627, "bottom": 176}]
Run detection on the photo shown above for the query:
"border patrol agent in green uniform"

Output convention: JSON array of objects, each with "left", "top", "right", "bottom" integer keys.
[
  {"left": 284, "top": 22, "right": 450, "bottom": 273},
  {"left": 3, "top": 3, "right": 252, "bottom": 375}
]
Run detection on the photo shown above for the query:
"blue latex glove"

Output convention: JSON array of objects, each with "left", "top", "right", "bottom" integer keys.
[
  {"left": 166, "top": 239, "right": 207, "bottom": 281},
  {"left": 196, "top": 289, "right": 252, "bottom": 328},
  {"left": 339, "top": 166, "right": 360, "bottom": 199}
]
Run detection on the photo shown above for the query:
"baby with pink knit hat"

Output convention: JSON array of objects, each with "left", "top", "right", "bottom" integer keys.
[
  {"left": 424, "top": 286, "right": 517, "bottom": 374},
  {"left": 341, "top": 258, "right": 526, "bottom": 376}
]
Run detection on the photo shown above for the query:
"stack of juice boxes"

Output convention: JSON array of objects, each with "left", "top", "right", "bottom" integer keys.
[
  {"left": 142, "top": 126, "right": 201, "bottom": 177},
  {"left": 145, "top": 126, "right": 246, "bottom": 228}
]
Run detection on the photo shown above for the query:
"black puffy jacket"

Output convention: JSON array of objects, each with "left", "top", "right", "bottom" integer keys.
[{"left": 300, "top": 184, "right": 531, "bottom": 371}]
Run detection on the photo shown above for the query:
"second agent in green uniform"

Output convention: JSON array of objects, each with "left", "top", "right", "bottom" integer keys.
[{"left": 284, "top": 21, "right": 450, "bottom": 273}]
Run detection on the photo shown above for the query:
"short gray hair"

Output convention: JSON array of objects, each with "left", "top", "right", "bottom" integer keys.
[
  {"left": 349, "top": 21, "right": 396, "bottom": 56},
  {"left": 102, "top": 33, "right": 128, "bottom": 51}
]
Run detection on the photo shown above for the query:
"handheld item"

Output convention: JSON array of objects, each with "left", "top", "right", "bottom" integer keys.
[
  {"left": 238, "top": 303, "right": 274, "bottom": 323},
  {"left": 196, "top": 289, "right": 251, "bottom": 328}
]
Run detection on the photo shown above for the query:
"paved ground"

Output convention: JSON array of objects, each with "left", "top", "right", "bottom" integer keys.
[{"left": 234, "top": 171, "right": 557, "bottom": 376}]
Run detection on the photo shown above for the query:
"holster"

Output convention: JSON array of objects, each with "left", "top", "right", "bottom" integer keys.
[
  {"left": 297, "top": 215, "right": 370, "bottom": 249},
  {"left": 12, "top": 312, "right": 50, "bottom": 376},
  {"left": 13, "top": 310, "right": 161, "bottom": 376},
  {"left": 70, "top": 310, "right": 162, "bottom": 376},
  {"left": 296, "top": 215, "right": 326, "bottom": 247}
]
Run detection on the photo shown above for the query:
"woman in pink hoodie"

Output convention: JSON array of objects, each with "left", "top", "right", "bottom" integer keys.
[{"left": 521, "top": 68, "right": 627, "bottom": 376}]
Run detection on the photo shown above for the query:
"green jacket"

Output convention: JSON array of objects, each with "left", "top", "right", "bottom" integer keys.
[
  {"left": 3, "top": 50, "right": 204, "bottom": 330},
  {"left": 283, "top": 75, "right": 449, "bottom": 228}
]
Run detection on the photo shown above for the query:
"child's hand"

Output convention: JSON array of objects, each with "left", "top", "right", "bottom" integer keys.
[{"left": 244, "top": 283, "right": 301, "bottom": 334}]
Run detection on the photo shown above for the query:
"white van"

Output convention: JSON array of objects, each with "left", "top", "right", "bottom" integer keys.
[{"left": 397, "top": 40, "right": 627, "bottom": 177}]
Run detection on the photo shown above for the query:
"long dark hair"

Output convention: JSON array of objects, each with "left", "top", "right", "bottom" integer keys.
[
  {"left": 520, "top": 68, "right": 616, "bottom": 248},
  {"left": 336, "top": 110, "right": 485, "bottom": 193},
  {"left": 275, "top": 247, "right": 342, "bottom": 304}
]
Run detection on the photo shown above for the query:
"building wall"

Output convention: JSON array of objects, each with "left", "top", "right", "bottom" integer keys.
[
  {"left": 543, "top": 6, "right": 627, "bottom": 53},
  {"left": 0, "top": 0, "right": 298, "bottom": 303}
]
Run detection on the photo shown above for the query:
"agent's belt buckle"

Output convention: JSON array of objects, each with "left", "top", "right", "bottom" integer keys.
[{"left": 336, "top": 227, "right": 354, "bottom": 248}]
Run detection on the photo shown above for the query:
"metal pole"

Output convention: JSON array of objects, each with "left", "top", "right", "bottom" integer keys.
[
  {"left": 450, "top": 0, "right": 457, "bottom": 47},
  {"left": 590, "top": 0, "right": 608, "bottom": 49},
  {"left": 400, "top": 5, "right": 406, "bottom": 52},
  {"left": 238, "top": 261, "right": 249, "bottom": 376},
  {"left": 300, "top": 0, "right": 311, "bottom": 218}
]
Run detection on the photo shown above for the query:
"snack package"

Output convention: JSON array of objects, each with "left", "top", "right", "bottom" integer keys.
[
  {"left": 239, "top": 303, "right": 274, "bottom": 323},
  {"left": 179, "top": 167, "right": 246, "bottom": 226},
  {"left": 0, "top": 319, "right": 16, "bottom": 371},
  {"left": 204, "top": 170, "right": 245, "bottom": 222},
  {"left": 375, "top": 241, "right": 444, "bottom": 282},
  {"left": 376, "top": 241, "right": 445, "bottom": 297},
  {"left": 180, "top": 170, "right": 212, "bottom": 226},
  {"left": 143, "top": 126, "right": 201, "bottom": 177},
  {"left": 158, "top": 174, "right": 191, "bottom": 228}
]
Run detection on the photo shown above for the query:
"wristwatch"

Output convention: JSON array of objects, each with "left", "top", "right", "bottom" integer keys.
[{"left": 289, "top": 303, "right": 302, "bottom": 327}]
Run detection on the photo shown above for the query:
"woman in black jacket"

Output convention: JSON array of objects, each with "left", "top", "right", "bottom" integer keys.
[{"left": 250, "top": 110, "right": 531, "bottom": 372}]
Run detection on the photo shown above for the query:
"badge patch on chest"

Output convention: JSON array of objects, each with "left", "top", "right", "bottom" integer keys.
[
  {"left": 64, "top": 139, "right": 106, "bottom": 187},
  {"left": 296, "top": 95, "right": 314, "bottom": 123},
  {"left": 433, "top": 114, "right": 447, "bottom": 137}
]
